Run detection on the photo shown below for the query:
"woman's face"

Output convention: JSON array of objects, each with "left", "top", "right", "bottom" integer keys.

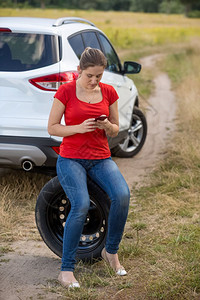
[{"left": 78, "top": 65, "right": 105, "bottom": 90}]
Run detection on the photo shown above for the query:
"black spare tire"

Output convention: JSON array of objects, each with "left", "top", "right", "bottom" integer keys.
[{"left": 35, "top": 176, "right": 110, "bottom": 261}]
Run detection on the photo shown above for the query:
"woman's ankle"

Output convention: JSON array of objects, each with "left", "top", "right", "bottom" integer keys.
[
  {"left": 105, "top": 251, "right": 121, "bottom": 269},
  {"left": 59, "top": 271, "right": 77, "bottom": 283}
]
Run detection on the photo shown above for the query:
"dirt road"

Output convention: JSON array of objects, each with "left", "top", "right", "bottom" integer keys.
[
  {"left": 114, "top": 54, "right": 176, "bottom": 188},
  {"left": 0, "top": 54, "right": 177, "bottom": 300}
]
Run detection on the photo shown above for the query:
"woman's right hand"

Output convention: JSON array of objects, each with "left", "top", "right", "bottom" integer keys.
[{"left": 78, "top": 118, "right": 96, "bottom": 133}]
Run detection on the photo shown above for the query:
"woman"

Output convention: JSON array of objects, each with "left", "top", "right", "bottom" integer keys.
[{"left": 48, "top": 47, "right": 130, "bottom": 288}]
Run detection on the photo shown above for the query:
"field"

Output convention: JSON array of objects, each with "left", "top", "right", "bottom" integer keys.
[
  {"left": 0, "top": 9, "right": 200, "bottom": 299},
  {"left": 1, "top": 8, "right": 200, "bottom": 51}
]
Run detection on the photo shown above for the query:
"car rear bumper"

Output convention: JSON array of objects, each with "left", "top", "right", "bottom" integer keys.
[{"left": 0, "top": 135, "right": 60, "bottom": 170}]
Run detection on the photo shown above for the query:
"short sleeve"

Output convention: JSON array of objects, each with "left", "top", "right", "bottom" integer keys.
[
  {"left": 109, "top": 85, "right": 119, "bottom": 106},
  {"left": 100, "top": 83, "right": 119, "bottom": 106},
  {"left": 54, "top": 84, "right": 69, "bottom": 106}
]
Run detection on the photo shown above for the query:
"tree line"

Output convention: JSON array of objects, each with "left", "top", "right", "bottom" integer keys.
[{"left": 1, "top": 0, "right": 200, "bottom": 16}]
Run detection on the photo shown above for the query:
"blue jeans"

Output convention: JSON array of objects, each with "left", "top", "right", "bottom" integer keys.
[{"left": 56, "top": 155, "right": 130, "bottom": 271}]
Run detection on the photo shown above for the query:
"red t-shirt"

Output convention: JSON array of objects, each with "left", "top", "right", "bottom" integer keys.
[{"left": 54, "top": 80, "right": 119, "bottom": 159}]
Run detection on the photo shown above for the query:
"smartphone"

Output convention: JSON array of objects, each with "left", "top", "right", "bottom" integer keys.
[{"left": 95, "top": 115, "right": 108, "bottom": 121}]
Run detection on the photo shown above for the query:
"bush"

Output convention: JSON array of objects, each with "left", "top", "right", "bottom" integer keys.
[
  {"left": 187, "top": 10, "right": 200, "bottom": 18},
  {"left": 159, "top": 0, "right": 184, "bottom": 14}
]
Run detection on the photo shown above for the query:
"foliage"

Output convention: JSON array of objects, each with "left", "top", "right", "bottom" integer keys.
[
  {"left": 179, "top": 0, "right": 200, "bottom": 16},
  {"left": 159, "top": 0, "right": 185, "bottom": 14},
  {"left": 130, "top": 0, "right": 163, "bottom": 12},
  {"left": 188, "top": 10, "right": 200, "bottom": 18}
]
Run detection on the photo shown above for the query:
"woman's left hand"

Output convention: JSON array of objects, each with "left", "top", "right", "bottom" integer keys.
[
  {"left": 96, "top": 118, "right": 110, "bottom": 130},
  {"left": 96, "top": 101, "right": 119, "bottom": 137},
  {"left": 96, "top": 118, "right": 118, "bottom": 137}
]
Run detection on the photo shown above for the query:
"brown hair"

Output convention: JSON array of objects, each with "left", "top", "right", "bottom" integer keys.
[{"left": 79, "top": 47, "right": 107, "bottom": 70}]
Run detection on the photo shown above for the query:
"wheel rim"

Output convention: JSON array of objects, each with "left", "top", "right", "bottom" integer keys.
[
  {"left": 119, "top": 113, "right": 144, "bottom": 153},
  {"left": 46, "top": 192, "right": 107, "bottom": 253}
]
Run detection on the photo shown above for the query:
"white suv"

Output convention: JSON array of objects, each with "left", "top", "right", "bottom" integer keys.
[{"left": 0, "top": 17, "right": 147, "bottom": 174}]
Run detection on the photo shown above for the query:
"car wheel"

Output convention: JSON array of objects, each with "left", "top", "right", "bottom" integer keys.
[
  {"left": 112, "top": 107, "right": 147, "bottom": 158},
  {"left": 35, "top": 176, "right": 110, "bottom": 261}
]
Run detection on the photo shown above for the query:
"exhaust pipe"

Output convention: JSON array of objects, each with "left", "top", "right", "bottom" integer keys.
[{"left": 22, "top": 160, "right": 33, "bottom": 172}]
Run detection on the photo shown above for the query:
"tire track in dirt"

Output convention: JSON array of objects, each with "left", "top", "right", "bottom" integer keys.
[{"left": 0, "top": 54, "right": 177, "bottom": 300}]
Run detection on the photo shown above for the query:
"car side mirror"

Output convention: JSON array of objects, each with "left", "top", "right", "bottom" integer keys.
[{"left": 122, "top": 61, "right": 141, "bottom": 74}]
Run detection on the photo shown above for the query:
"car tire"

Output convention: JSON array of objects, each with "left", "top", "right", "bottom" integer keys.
[
  {"left": 112, "top": 107, "right": 147, "bottom": 158},
  {"left": 35, "top": 176, "right": 110, "bottom": 261}
]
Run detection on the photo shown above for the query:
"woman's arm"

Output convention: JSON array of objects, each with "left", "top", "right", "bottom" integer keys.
[
  {"left": 48, "top": 98, "right": 96, "bottom": 137},
  {"left": 96, "top": 101, "right": 119, "bottom": 137}
]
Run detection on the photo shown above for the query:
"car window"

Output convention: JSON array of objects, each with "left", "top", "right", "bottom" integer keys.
[
  {"left": 82, "top": 32, "right": 101, "bottom": 50},
  {"left": 68, "top": 31, "right": 101, "bottom": 59},
  {"left": 98, "top": 33, "right": 121, "bottom": 73},
  {"left": 68, "top": 34, "right": 85, "bottom": 59},
  {"left": 68, "top": 31, "right": 121, "bottom": 74},
  {"left": 0, "top": 33, "right": 60, "bottom": 72}
]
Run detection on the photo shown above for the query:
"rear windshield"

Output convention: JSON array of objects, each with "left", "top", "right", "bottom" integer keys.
[{"left": 0, "top": 32, "right": 60, "bottom": 72}]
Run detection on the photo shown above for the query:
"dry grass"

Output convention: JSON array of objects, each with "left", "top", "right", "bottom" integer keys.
[{"left": 0, "top": 171, "right": 50, "bottom": 242}]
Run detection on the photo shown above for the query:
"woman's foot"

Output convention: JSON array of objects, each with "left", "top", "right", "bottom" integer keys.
[
  {"left": 101, "top": 248, "right": 127, "bottom": 276},
  {"left": 58, "top": 271, "right": 80, "bottom": 288}
]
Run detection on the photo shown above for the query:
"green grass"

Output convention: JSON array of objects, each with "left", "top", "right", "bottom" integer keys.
[{"left": 0, "top": 245, "right": 14, "bottom": 254}]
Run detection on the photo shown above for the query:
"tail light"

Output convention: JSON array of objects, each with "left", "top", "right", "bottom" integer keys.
[
  {"left": 29, "top": 71, "right": 79, "bottom": 91},
  {"left": 0, "top": 28, "right": 12, "bottom": 32}
]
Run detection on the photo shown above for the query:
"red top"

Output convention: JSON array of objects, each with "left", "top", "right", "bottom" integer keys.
[{"left": 54, "top": 80, "right": 119, "bottom": 159}]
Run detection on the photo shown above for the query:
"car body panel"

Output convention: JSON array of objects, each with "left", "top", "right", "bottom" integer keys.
[
  {"left": 0, "top": 65, "right": 59, "bottom": 137},
  {"left": 101, "top": 71, "right": 137, "bottom": 130}
]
